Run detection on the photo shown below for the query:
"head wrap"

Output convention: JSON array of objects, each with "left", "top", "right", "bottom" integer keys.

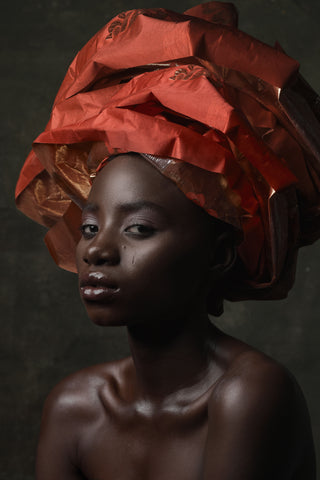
[{"left": 15, "top": 1, "right": 320, "bottom": 301}]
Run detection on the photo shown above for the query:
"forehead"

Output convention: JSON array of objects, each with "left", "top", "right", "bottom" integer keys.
[{"left": 88, "top": 153, "right": 204, "bottom": 219}]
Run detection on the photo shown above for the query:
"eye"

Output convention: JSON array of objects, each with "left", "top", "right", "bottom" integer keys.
[
  {"left": 125, "top": 224, "right": 155, "bottom": 237},
  {"left": 80, "top": 224, "right": 98, "bottom": 239}
]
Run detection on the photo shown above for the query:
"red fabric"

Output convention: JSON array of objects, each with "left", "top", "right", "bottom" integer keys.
[{"left": 15, "top": 2, "right": 320, "bottom": 300}]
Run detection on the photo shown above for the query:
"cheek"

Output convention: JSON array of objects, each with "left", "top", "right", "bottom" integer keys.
[{"left": 123, "top": 240, "right": 208, "bottom": 300}]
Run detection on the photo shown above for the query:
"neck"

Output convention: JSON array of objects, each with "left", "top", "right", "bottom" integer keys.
[{"left": 126, "top": 314, "right": 217, "bottom": 402}]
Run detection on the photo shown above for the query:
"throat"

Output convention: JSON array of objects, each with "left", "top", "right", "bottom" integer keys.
[{"left": 126, "top": 318, "right": 218, "bottom": 402}]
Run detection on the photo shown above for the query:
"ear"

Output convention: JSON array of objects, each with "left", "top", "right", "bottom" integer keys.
[{"left": 208, "top": 230, "right": 237, "bottom": 278}]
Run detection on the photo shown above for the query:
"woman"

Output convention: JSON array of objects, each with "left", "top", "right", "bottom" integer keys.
[{"left": 16, "top": 2, "right": 319, "bottom": 478}]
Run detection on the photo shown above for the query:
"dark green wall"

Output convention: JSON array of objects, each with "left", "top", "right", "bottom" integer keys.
[{"left": 1, "top": 1, "right": 319, "bottom": 478}]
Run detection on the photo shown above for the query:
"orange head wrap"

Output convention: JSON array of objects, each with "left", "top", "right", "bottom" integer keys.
[{"left": 15, "top": 1, "right": 320, "bottom": 301}]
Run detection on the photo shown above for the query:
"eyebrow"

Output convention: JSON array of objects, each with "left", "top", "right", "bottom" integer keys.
[
  {"left": 82, "top": 201, "right": 167, "bottom": 215},
  {"left": 117, "top": 200, "right": 167, "bottom": 215},
  {"left": 82, "top": 203, "right": 99, "bottom": 214}
]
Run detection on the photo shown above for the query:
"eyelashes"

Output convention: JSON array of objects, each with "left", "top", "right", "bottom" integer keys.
[
  {"left": 79, "top": 222, "right": 156, "bottom": 240},
  {"left": 124, "top": 224, "right": 155, "bottom": 237},
  {"left": 80, "top": 224, "right": 98, "bottom": 239}
]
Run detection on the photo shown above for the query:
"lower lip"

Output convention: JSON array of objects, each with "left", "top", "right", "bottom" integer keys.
[{"left": 80, "top": 286, "right": 119, "bottom": 302}]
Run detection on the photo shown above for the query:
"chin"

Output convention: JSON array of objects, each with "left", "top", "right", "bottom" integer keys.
[
  {"left": 89, "top": 314, "right": 127, "bottom": 327},
  {"left": 84, "top": 303, "right": 128, "bottom": 327}
]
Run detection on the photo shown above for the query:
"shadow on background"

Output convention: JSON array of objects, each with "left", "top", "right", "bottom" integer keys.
[{"left": 1, "top": 0, "right": 320, "bottom": 478}]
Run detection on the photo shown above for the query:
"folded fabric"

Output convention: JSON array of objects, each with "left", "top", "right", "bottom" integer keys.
[{"left": 15, "top": 1, "right": 320, "bottom": 300}]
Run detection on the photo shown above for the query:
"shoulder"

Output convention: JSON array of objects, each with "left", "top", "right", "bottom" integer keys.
[
  {"left": 209, "top": 328, "right": 301, "bottom": 418},
  {"left": 209, "top": 349, "right": 308, "bottom": 436},
  {"left": 205, "top": 350, "right": 314, "bottom": 478},
  {"left": 211, "top": 349, "right": 298, "bottom": 412},
  {"left": 36, "top": 358, "right": 133, "bottom": 478},
  {"left": 41, "top": 357, "right": 131, "bottom": 429}
]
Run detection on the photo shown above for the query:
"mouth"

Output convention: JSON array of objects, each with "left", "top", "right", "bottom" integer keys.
[{"left": 79, "top": 272, "right": 119, "bottom": 302}]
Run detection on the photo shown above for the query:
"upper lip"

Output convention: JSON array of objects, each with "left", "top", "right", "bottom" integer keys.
[{"left": 79, "top": 272, "right": 119, "bottom": 290}]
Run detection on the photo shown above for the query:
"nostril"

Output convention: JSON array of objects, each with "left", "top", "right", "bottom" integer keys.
[
  {"left": 83, "top": 253, "right": 120, "bottom": 266},
  {"left": 83, "top": 243, "right": 120, "bottom": 266},
  {"left": 96, "top": 258, "right": 109, "bottom": 266}
]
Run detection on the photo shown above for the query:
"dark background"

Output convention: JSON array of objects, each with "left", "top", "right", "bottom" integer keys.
[{"left": 1, "top": 0, "right": 319, "bottom": 478}]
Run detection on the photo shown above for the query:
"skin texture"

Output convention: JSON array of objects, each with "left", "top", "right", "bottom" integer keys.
[{"left": 36, "top": 154, "right": 316, "bottom": 480}]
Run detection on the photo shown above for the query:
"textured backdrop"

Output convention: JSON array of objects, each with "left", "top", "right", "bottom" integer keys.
[{"left": 1, "top": 0, "right": 320, "bottom": 478}]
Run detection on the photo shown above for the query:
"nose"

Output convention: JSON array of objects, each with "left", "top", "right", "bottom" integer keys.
[{"left": 82, "top": 233, "right": 120, "bottom": 266}]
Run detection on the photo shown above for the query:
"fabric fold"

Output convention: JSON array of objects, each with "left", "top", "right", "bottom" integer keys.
[{"left": 15, "top": 1, "right": 320, "bottom": 300}]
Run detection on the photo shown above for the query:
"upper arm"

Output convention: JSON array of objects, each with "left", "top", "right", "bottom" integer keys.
[
  {"left": 36, "top": 384, "right": 86, "bottom": 480},
  {"left": 204, "top": 356, "right": 312, "bottom": 480}
]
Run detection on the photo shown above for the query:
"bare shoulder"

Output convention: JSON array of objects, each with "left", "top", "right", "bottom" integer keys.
[
  {"left": 209, "top": 347, "right": 312, "bottom": 440},
  {"left": 36, "top": 358, "right": 132, "bottom": 479},
  {"left": 211, "top": 349, "right": 298, "bottom": 407},
  {"left": 42, "top": 357, "right": 131, "bottom": 425},
  {"left": 209, "top": 328, "right": 303, "bottom": 414},
  {"left": 206, "top": 348, "right": 316, "bottom": 479}
]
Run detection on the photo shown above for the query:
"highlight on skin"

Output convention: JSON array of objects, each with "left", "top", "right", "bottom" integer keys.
[{"left": 35, "top": 153, "right": 316, "bottom": 480}]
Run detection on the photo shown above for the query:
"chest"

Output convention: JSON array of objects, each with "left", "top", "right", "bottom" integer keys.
[{"left": 79, "top": 409, "right": 208, "bottom": 480}]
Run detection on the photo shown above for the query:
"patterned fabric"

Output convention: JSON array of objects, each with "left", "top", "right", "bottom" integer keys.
[{"left": 15, "top": 2, "right": 320, "bottom": 300}]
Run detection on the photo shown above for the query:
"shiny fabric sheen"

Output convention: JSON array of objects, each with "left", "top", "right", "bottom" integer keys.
[{"left": 15, "top": 2, "right": 320, "bottom": 300}]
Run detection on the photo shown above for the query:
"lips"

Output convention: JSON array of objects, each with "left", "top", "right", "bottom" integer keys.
[{"left": 79, "top": 272, "right": 119, "bottom": 302}]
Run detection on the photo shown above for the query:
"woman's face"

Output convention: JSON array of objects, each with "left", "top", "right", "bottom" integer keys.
[{"left": 76, "top": 154, "right": 218, "bottom": 328}]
